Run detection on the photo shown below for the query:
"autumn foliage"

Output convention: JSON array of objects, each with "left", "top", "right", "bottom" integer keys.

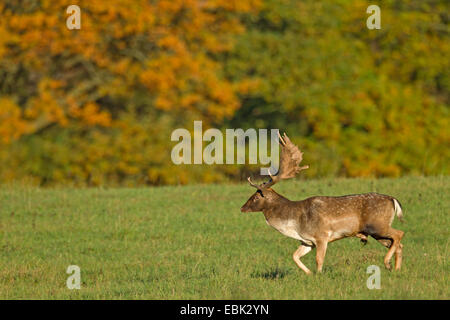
[{"left": 0, "top": 0, "right": 448, "bottom": 186}]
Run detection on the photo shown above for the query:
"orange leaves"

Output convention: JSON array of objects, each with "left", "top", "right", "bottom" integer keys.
[
  {"left": 158, "top": 35, "right": 185, "bottom": 52},
  {"left": 213, "top": 0, "right": 262, "bottom": 13},
  {"left": 69, "top": 102, "right": 112, "bottom": 127},
  {"left": 0, "top": 98, "right": 29, "bottom": 144},
  {"left": 0, "top": 22, "right": 16, "bottom": 59},
  {"left": 1, "top": 0, "right": 257, "bottom": 126},
  {"left": 139, "top": 49, "right": 241, "bottom": 121},
  {"left": 22, "top": 78, "right": 112, "bottom": 133},
  {"left": 26, "top": 80, "right": 68, "bottom": 127},
  {"left": 140, "top": 56, "right": 182, "bottom": 93},
  {"left": 0, "top": 0, "right": 262, "bottom": 185}
]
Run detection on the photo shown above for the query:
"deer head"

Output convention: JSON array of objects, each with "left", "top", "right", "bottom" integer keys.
[{"left": 240, "top": 132, "right": 309, "bottom": 213}]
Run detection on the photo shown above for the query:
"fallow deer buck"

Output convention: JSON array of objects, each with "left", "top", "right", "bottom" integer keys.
[{"left": 241, "top": 132, "right": 405, "bottom": 274}]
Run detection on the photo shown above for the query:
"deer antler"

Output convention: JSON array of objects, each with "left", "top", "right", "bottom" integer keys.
[
  {"left": 247, "top": 176, "right": 260, "bottom": 189},
  {"left": 247, "top": 132, "right": 309, "bottom": 189}
]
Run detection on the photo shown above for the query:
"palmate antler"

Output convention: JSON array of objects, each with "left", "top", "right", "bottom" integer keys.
[{"left": 248, "top": 132, "right": 309, "bottom": 189}]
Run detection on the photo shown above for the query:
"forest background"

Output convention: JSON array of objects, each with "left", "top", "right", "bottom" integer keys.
[{"left": 0, "top": 0, "right": 448, "bottom": 187}]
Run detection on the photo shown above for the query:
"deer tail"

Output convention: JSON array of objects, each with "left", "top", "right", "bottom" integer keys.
[{"left": 392, "top": 198, "right": 404, "bottom": 223}]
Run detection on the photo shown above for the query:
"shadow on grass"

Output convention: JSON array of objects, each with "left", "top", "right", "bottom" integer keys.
[{"left": 251, "top": 267, "right": 291, "bottom": 280}]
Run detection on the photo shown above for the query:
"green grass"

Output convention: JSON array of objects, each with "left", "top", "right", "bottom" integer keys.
[{"left": 0, "top": 176, "right": 448, "bottom": 299}]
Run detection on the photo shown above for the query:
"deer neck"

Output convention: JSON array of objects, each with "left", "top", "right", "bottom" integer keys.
[
  {"left": 261, "top": 193, "right": 295, "bottom": 221},
  {"left": 261, "top": 196, "right": 314, "bottom": 245}
]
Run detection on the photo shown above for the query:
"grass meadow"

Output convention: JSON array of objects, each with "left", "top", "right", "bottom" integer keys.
[{"left": 0, "top": 176, "right": 448, "bottom": 299}]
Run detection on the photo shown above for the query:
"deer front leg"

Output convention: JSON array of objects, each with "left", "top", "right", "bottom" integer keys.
[
  {"left": 315, "top": 240, "right": 328, "bottom": 273},
  {"left": 293, "top": 245, "right": 312, "bottom": 275}
]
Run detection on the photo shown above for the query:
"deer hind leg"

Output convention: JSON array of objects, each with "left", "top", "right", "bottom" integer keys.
[
  {"left": 375, "top": 238, "right": 402, "bottom": 269},
  {"left": 315, "top": 240, "right": 328, "bottom": 273},
  {"left": 293, "top": 245, "right": 312, "bottom": 275},
  {"left": 375, "top": 239, "right": 397, "bottom": 268},
  {"left": 379, "top": 228, "right": 404, "bottom": 271},
  {"left": 394, "top": 243, "right": 403, "bottom": 270}
]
